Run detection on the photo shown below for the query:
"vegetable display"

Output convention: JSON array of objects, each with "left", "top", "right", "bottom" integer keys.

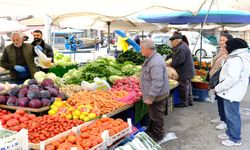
[
  {"left": 0, "top": 110, "right": 83, "bottom": 144},
  {"left": 62, "top": 57, "right": 141, "bottom": 85},
  {"left": 1, "top": 79, "right": 67, "bottom": 108},
  {"left": 112, "top": 77, "right": 142, "bottom": 104},
  {"left": 116, "top": 50, "right": 145, "bottom": 65},
  {"left": 156, "top": 44, "right": 172, "bottom": 59},
  {"left": 45, "top": 118, "right": 129, "bottom": 150},
  {"left": 67, "top": 90, "right": 127, "bottom": 115}
]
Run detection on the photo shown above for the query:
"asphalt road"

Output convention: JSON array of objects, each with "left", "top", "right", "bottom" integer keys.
[{"left": 161, "top": 86, "right": 250, "bottom": 150}]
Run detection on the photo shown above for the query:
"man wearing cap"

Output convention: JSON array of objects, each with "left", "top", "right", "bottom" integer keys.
[
  {"left": 140, "top": 39, "right": 170, "bottom": 144},
  {"left": 169, "top": 33, "right": 195, "bottom": 107}
]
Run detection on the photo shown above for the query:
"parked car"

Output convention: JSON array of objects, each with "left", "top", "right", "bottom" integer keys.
[{"left": 152, "top": 33, "right": 217, "bottom": 58}]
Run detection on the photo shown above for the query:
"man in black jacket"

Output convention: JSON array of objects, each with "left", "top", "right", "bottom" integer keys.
[
  {"left": 169, "top": 34, "right": 195, "bottom": 107},
  {"left": 31, "top": 30, "right": 53, "bottom": 73}
]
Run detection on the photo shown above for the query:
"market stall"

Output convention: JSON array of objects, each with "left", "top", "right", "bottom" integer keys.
[{"left": 0, "top": 47, "right": 179, "bottom": 149}]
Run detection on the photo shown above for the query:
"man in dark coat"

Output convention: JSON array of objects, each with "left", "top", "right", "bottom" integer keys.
[
  {"left": 31, "top": 30, "right": 53, "bottom": 72},
  {"left": 170, "top": 34, "right": 195, "bottom": 107},
  {"left": 0, "top": 32, "right": 37, "bottom": 82}
]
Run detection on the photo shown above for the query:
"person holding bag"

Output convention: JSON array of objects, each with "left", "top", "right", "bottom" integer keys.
[
  {"left": 209, "top": 33, "right": 233, "bottom": 130},
  {"left": 214, "top": 38, "right": 250, "bottom": 146}
]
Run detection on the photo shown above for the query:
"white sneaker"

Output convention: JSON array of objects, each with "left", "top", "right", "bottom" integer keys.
[
  {"left": 221, "top": 139, "right": 242, "bottom": 146},
  {"left": 216, "top": 122, "right": 227, "bottom": 130},
  {"left": 218, "top": 133, "right": 229, "bottom": 140},
  {"left": 210, "top": 118, "right": 222, "bottom": 124}
]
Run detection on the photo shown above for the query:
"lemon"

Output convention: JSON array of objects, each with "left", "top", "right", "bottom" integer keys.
[
  {"left": 73, "top": 115, "right": 79, "bottom": 120},
  {"left": 73, "top": 110, "right": 81, "bottom": 116},
  {"left": 48, "top": 110, "right": 56, "bottom": 115},
  {"left": 54, "top": 101, "right": 64, "bottom": 107},
  {"left": 52, "top": 107, "right": 58, "bottom": 112},
  {"left": 80, "top": 114, "right": 85, "bottom": 120},
  {"left": 88, "top": 113, "right": 97, "bottom": 120},
  {"left": 65, "top": 114, "right": 72, "bottom": 120},
  {"left": 81, "top": 112, "right": 89, "bottom": 116},
  {"left": 83, "top": 117, "right": 90, "bottom": 122}
]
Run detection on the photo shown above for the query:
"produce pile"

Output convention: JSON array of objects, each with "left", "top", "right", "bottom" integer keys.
[
  {"left": 67, "top": 90, "right": 127, "bottom": 115},
  {"left": 48, "top": 98, "right": 100, "bottom": 122},
  {"left": 156, "top": 44, "right": 172, "bottom": 60},
  {"left": 116, "top": 50, "right": 145, "bottom": 65},
  {"left": 0, "top": 110, "right": 83, "bottom": 143},
  {"left": 116, "top": 132, "right": 161, "bottom": 150},
  {"left": 53, "top": 50, "right": 77, "bottom": 67},
  {"left": 111, "top": 76, "right": 142, "bottom": 104},
  {"left": 60, "top": 84, "right": 83, "bottom": 97},
  {"left": 63, "top": 57, "right": 141, "bottom": 85},
  {"left": 32, "top": 71, "right": 64, "bottom": 87},
  {"left": 0, "top": 78, "right": 67, "bottom": 108},
  {"left": 45, "top": 117, "right": 129, "bottom": 150}
]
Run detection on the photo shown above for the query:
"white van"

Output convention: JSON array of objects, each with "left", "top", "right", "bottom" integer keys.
[{"left": 152, "top": 32, "right": 217, "bottom": 58}]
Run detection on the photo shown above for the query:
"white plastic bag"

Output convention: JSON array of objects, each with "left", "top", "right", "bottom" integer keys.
[
  {"left": 34, "top": 46, "right": 52, "bottom": 68},
  {"left": 81, "top": 77, "right": 110, "bottom": 91},
  {"left": 207, "top": 90, "right": 215, "bottom": 103}
]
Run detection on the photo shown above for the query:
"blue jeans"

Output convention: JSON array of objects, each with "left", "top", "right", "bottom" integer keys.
[
  {"left": 215, "top": 95, "right": 226, "bottom": 122},
  {"left": 224, "top": 99, "right": 241, "bottom": 143}
]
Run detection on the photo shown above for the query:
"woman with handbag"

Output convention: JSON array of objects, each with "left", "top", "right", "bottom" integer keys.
[
  {"left": 209, "top": 33, "right": 233, "bottom": 130},
  {"left": 214, "top": 38, "right": 250, "bottom": 146}
]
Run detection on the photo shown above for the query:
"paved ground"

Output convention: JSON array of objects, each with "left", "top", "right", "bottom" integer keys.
[{"left": 161, "top": 86, "right": 250, "bottom": 150}]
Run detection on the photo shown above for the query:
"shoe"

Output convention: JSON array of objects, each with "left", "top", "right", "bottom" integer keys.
[
  {"left": 221, "top": 139, "right": 242, "bottom": 146},
  {"left": 216, "top": 122, "right": 227, "bottom": 130},
  {"left": 210, "top": 117, "right": 222, "bottom": 124},
  {"left": 218, "top": 133, "right": 229, "bottom": 140},
  {"left": 188, "top": 103, "right": 193, "bottom": 106}
]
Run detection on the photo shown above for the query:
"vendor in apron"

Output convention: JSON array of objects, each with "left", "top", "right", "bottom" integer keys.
[{"left": 0, "top": 32, "right": 37, "bottom": 84}]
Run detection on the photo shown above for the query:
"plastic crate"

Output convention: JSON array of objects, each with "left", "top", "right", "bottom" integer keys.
[
  {"left": 192, "top": 88, "right": 209, "bottom": 102},
  {"left": 0, "top": 129, "right": 29, "bottom": 150},
  {"left": 107, "top": 118, "right": 132, "bottom": 146}
]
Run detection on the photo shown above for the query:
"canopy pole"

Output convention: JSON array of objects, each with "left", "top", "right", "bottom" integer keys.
[
  {"left": 142, "top": 30, "right": 144, "bottom": 40},
  {"left": 107, "top": 21, "right": 111, "bottom": 54},
  {"left": 195, "top": 0, "right": 215, "bottom": 66}
]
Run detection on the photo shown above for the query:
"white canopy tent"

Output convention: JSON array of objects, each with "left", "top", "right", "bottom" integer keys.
[{"left": 0, "top": 0, "right": 207, "bottom": 17}]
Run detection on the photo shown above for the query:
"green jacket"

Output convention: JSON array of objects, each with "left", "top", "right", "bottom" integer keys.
[{"left": 0, "top": 43, "right": 37, "bottom": 78}]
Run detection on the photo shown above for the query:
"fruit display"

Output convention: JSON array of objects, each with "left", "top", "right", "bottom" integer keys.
[
  {"left": 1, "top": 79, "right": 67, "bottom": 108},
  {"left": 192, "top": 75, "right": 206, "bottom": 82},
  {"left": 194, "top": 60, "right": 211, "bottom": 70},
  {"left": 48, "top": 98, "right": 100, "bottom": 122},
  {"left": 67, "top": 90, "right": 127, "bottom": 115},
  {"left": 60, "top": 84, "right": 83, "bottom": 97},
  {"left": 195, "top": 69, "right": 208, "bottom": 77},
  {"left": 45, "top": 118, "right": 129, "bottom": 150},
  {"left": 112, "top": 76, "right": 142, "bottom": 104},
  {"left": 0, "top": 110, "right": 83, "bottom": 144}
]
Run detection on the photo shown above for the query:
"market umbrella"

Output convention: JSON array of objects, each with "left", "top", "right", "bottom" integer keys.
[
  {"left": 0, "top": 0, "right": 207, "bottom": 16},
  {"left": 0, "top": 19, "right": 29, "bottom": 33},
  {"left": 138, "top": 9, "right": 250, "bottom": 24},
  {"left": 54, "top": 13, "right": 160, "bottom": 52}
]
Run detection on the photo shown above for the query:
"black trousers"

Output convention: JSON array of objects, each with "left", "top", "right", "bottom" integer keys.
[
  {"left": 179, "top": 79, "right": 193, "bottom": 106},
  {"left": 148, "top": 98, "right": 167, "bottom": 140}
]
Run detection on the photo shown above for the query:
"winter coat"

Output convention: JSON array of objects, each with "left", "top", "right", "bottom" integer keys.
[
  {"left": 140, "top": 52, "right": 170, "bottom": 102},
  {"left": 215, "top": 48, "right": 250, "bottom": 102},
  {"left": 170, "top": 41, "right": 195, "bottom": 80},
  {"left": 0, "top": 43, "right": 37, "bottom": 78}
]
